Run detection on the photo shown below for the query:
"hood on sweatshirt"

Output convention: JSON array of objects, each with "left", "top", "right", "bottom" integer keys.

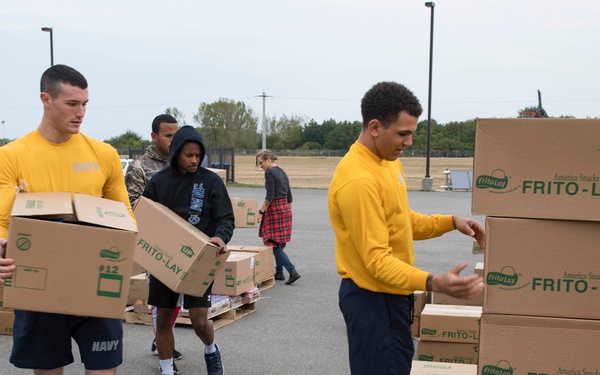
[{"left": 169, "top": 125, "right": 206, "bottom": 171}]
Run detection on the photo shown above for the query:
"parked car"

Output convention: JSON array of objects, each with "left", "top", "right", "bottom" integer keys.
[{"left": 120, "top": 158, "right": 133, "bottom": 175}]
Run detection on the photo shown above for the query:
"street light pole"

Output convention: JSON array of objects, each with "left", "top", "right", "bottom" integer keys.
[
  {"left": 1, "top": 121, "right": 5, "bottom": 146},
  {"left": 257, "top": 90, "right": 270, "bottom": 150},
  {"left": 422, "top": 2, "right": 435, "bottom": 191},
  {"left": 41, "top": 27, "right": 54, "bottom": 66}
]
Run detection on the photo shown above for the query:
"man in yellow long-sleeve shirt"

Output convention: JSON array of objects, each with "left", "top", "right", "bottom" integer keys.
[
  {"left": 328, "top": 81, "right": 485, "bottom": 375},
  {"left": 0, "top": 65, "right": 134, "bottom": 374}
]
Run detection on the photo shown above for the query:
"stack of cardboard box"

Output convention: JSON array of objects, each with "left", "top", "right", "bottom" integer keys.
[
  {"left": 472, "top": 119, "right": 600, "bottom": 373},
  {"left": 418, "top": 304, "right": 481, "bottom": 365},
  {"left": 415, "top": 262, "right": 483, "bottom": 364},
  {"left": 0, "top": 283, "right": 14, "bottom": 336},
  {"left": 412, "top": 290, "right": 431, "bottom": 338}
]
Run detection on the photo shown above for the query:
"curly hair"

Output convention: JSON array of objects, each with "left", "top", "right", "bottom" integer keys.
[{"left": 360, "top": 81, "right": 422, "bottom": 129}]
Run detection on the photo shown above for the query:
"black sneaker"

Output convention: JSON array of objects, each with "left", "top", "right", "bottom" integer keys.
[
  {"left": 172, "top": 348, "right": 182, "bottom": 361},
  {"left": 205, "top": 343, "right": 224, "bottom": 375},
  {"left": 151, "top": 339, "right": 157, "bottom": 353},
  {"left": 274, "top": 272, "right": 285, "bottom": 281},
  {"left": 285, "top": 272, "right": 301, "bottom": 285}
]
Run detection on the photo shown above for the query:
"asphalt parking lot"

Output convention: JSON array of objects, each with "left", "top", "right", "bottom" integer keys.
[{"left": 0, "top": 188, "right": 484, "bottom": 374}]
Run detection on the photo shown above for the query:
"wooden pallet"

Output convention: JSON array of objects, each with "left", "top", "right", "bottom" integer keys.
[
  {"left": 257, "top": 277, "right": 274, "bottom": 292},
  {"left": 123, "top": 303, "right": 256, "bottom": 331}
]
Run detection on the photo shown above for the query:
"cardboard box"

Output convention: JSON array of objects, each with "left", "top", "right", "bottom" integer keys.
[
  {"left": 0, "top": 309, "right": 14, "bottom": 336},
  {"left": 411, "top": 361, "right": 477, "bottom": 375},
  {"left": 414, "top": 290, "right": 431, "bottom": 316},
  {"left": 420, "top": 305, "right": 482, "bottom": 344},
  {"left": 132, "top": 300, "right": 152, "bottom": 314},
  {"left": 228, "top": 245, "right": 274, "bottom": 283},
  {"left": 471, "top": 241, "right": 483, "bottom": 255},
  {"left": 230, "top": 294, "right": 243, "bottom": 309},
  {"left": 230, "top": 198, "right": 258, "bottom": 228},
  {"left": 133, "top": 197, "right": 229, "bottom": 297},
  {"left": 412, "top": 316, "right": 420, "bottom": 338},
  {"left": 4, "top": 192, "right": 137, "bottom": 319},
  {"left": 212, "top": 251, "right": 256, "bottom": 296},
  {"left": 484, "top": 217, "right": 600, "bottom": 320},
  {"left": 208, "top": 295, "right": 231, "bottom": 319},
  {"left": 127, "top": 273, "right": 149, "bottom": 305},
  {"left": 206, "top": 168, "right": 226, "bottom": 183},
  {"left": 241, "top": 287, "right": 260, "bottom": 304},
  {"left": 433, "top": 292, "right": 483, "bottom": 307},
  {"left": 473, "top": 263, "right": 483, "bottom": 278},
  {"left": 130, "top": 261, "right": 145, "bottom": 277},
  {"left": 472, "top": 118, "right": 600, "bottom": 221},
  {"left": 417, "top": 341, "right": 478, "bottom": 364},
  {"left": 478, "top": 314, "right": 600, "bottom": 375}
]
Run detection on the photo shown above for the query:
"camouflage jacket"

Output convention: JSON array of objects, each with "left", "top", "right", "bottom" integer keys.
[{"left": 125, "top": 145, "right": 168, "bottom": 206}]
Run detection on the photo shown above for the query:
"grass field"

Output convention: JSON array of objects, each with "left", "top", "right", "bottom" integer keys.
[{"left": 232, "top": 155, "right": 474, "bottom": 191}]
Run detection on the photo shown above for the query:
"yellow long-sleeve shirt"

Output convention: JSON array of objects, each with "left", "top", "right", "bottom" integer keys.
[
  {"left": 328, "top": 142, "right": 454, "bottom": 295},
  {"left": 0, "top": 130, "right": 135, "bottom": 238}
]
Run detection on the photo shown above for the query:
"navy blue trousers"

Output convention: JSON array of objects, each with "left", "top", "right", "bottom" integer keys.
[{"left": 339, "top": 278, "right": 414, "bottom": 375}]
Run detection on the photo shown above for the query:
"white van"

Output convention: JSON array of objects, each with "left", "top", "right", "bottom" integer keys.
[{"left": 120, "top": 158, "right": 133, "bottom": 175}]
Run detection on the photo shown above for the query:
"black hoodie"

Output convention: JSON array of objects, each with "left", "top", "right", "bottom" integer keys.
[{"left": 143, "top": 126, "right": 234, "bottom": 242}]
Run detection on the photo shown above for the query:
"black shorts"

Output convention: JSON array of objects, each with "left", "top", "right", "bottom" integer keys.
[
  {"left": 10, "top": 310, "right": 123, "bottom": 370},
  {"left": 148, "top": 274, "right": 212, "bottom": 309}
]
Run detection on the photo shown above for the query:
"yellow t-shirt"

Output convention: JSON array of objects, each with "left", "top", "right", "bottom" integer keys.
[
  {"left": 328, "top": 141, "right": 454, "bottom": 295},
  {"left": 0, "top": 130, "right": 135, "bottom": 238}
]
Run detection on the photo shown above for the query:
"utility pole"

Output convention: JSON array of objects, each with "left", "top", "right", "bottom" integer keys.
[{"left": 257, "top": 90, "right": 271, "bottom": 150}]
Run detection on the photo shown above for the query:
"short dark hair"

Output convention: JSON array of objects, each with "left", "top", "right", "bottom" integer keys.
[
  {"left": 151, "top": 114, "right": 178, "bottom": 134},
  {"left": 40, "top": 64, "right": 88, "bottom": 98},
  {"left": 360, "top": 81, "right": 422, "bottom": 129}
]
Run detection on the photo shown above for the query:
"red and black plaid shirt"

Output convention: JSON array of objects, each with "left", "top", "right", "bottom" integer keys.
[{"left": 259, "top": 197, "right": 292, "bottom": 247}]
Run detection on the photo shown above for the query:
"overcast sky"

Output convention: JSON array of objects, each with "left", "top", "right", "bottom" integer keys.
[{"left": 2, "top": 0, "right": 599, "bottom": 142}]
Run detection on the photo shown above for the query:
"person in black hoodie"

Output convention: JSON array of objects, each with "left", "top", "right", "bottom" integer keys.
[{"left": 143, "top": 125, "right": 234, "bottom": 375}]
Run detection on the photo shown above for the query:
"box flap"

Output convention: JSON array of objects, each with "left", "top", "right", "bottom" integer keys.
[
  {"left": 224, "top": 251, "right": 256, "bottom": 262},
  {"left": 422, "top": 304, "right": 482, "bottom": 317},
  {"left": 134, "top": 197, "right": 217, "bottom": 248},
  {"left": 10, "top": 192, "right": 75, "bottom": 221},
  {"left": 73, "top": 193, "right": 137, "bottom": 232},
  {"left": 482, "top": 313, "right": 600, "bottom": 331}
]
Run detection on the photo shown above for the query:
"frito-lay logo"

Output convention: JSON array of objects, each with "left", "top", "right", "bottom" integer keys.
[
  {"left": 476, "top": 169, "right": 509, "bottom": 190},
  {"left": 99, "top": 247, "right": 126, "bottom": 262},
  {"left": 421, "top": 328, "right": 437, "bottom": 336},
  {"left": 486, "top": 266, "right": 518, "bottom": 286},
  {"left": 482, "top": 360, "right": 513, "bottom": 375},
  {"left": 180, "top": 245, "right": 195, "bottom": 259}
]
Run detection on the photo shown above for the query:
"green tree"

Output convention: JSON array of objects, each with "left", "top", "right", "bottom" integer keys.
[
  {"left": 438, "top": 120, "right": 476, "bottom": 150},
  {"left": 105, "top": 129, "right": 149, "bottom": 149},
  {"left": 323, "top": 121, "right": 361, "bottom": 150},
  {"left": 266, "top": 114, "right": 305, "bottom": 149},
  {"left": 193, "top": 98, "right": 260, "bottom": 148},
  {"left": 165, "top": 107, "right": 186, "bottom": 124},
  {"left": 300, "top": 120, "right": 324, "bottom": 146},
  {"left": 411, "top": 119, "right": 441, "bottom": 150}
]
